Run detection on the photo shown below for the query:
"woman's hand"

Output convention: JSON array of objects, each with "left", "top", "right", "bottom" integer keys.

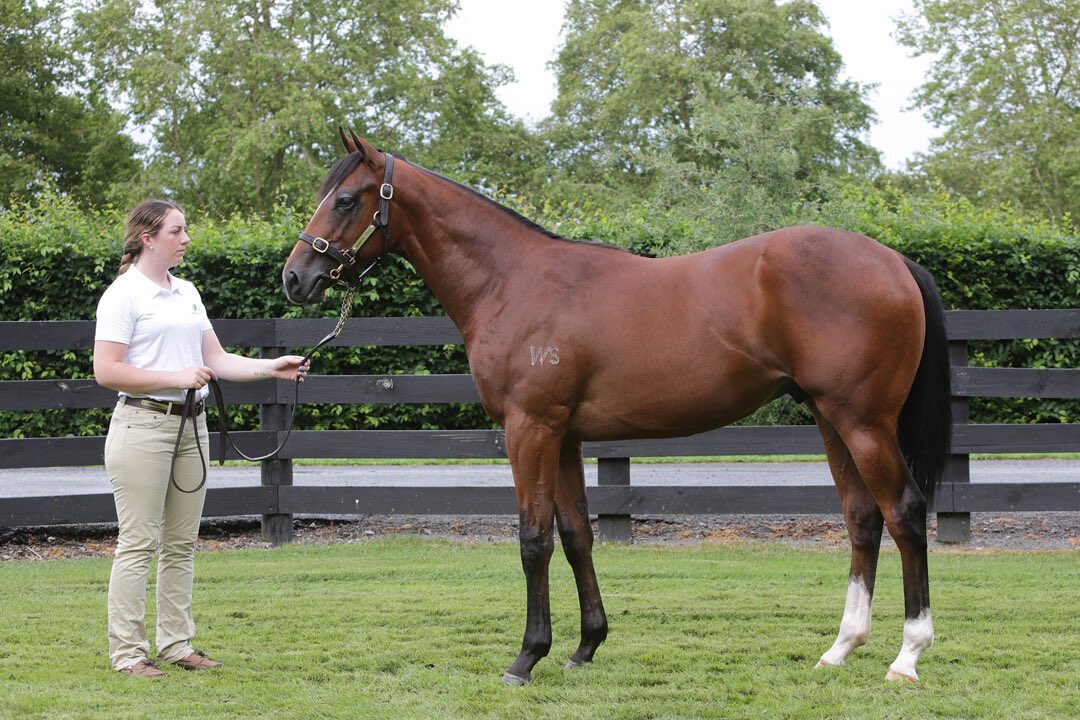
[
  {"left": 172, "top": 365, "right": 216, "bottom": 389},
  {"left": 267, "top": 355, "right": 310, "bottom": 382}
]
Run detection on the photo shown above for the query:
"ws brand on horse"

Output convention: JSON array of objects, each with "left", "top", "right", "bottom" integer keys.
[{"left": 282, "top": 131, "right": 952, "bottom": 685}]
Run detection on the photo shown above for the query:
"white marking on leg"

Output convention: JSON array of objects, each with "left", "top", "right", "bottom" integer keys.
[
  {"left": 818, "top": 576, "right": 872, "bottom": 667},
  {"left": 887, "top": 609, "right": 933, "bottom": 682}
]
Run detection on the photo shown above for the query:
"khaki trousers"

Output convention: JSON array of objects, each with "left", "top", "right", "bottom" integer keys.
[{"left": 104, "top": 401, "right": 209, "bottom": 670}]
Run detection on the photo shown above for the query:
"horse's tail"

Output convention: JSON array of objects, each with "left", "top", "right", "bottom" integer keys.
[{"left": 897, "top": 258, "right": 952, "bottom": 509}]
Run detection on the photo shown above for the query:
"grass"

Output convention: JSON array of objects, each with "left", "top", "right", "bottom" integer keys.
[{"left": 1, "top": 539, "right": 1078, "bottom": 719}]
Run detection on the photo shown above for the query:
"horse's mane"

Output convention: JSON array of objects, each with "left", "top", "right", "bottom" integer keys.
[
  {"left": 416, "top": 165, "right": 630, "bottom": 254},
  {"left": 318, "top": 150, "right": 628, "bottom": 254}
]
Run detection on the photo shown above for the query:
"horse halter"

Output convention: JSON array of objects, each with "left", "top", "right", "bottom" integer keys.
[{"left": 298, "top": 152, "right": 396, "bottom": 289}]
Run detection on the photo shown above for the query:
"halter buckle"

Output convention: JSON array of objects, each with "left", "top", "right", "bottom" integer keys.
[
  {"left": 310, "top": 236, "right": 331, "bottom": 253},
  {"left": 380, "top": 183, "right": 394, "bottom": 200}
]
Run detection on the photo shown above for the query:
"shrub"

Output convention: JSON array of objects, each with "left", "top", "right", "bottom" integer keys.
[{"left": 1, "top": 186, "right": 1076, "bottom": 438}]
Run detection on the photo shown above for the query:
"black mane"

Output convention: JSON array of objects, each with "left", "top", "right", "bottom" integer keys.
[
  {"left": 418, "top": 166, "right": 629, "bottom": 254},
  {"left": 318, "top": 150, "right": 628, "bottom": 254}
]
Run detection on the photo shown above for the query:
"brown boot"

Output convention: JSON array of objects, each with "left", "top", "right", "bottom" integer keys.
[
  {"left": 118, "top": 659, "right": 166, "bottom": 678},
  {"left": 172, "top": 649, "right": 222, "bottom": 670}
]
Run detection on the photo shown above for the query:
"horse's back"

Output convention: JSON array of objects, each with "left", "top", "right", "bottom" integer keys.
[{"left": 471, "top": 225, "right": 924, "bottom": 438}]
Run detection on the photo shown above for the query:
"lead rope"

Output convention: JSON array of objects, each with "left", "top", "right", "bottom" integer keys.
[{"left": 169, "top": 286, "right": 358, "bottom": 493}]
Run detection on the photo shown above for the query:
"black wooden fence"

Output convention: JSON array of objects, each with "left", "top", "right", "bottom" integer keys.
[{"left": 1, "top": 310, "right": 1078, "bottom": 544}]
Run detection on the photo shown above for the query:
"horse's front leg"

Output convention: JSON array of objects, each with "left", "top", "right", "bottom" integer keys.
[
  {"left": 555, "top": 440, "right": 607, "bottom": 669},
  {"left": 502, "top": 415, "right": 564, "bottom": 686}
]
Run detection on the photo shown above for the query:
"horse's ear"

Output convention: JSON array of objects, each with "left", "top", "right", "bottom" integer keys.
[
  {"left": 339, "top": 127, "right": 378, "bottom": 164},
  {"left": 339, "top": 126, "right": 355, "bottom": 154},
  {"left": 348, "top": 130, "right": 384, "bottom": 169}
]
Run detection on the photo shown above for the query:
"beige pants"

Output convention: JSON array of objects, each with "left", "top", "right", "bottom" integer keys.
[{"left": 104, "top": 401, "right": 209, "bottom": 670}]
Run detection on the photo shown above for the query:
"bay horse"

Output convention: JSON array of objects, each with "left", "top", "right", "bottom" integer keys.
[{"left": 282, "top": 131, "right": 952, "bottom": 685}]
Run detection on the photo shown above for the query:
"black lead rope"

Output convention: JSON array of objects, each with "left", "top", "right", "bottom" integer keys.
[
  {"left": 170, "top": 152, "right": 396, "bottom": 492},
  {"left": 168, "top": 287, "right": 359, "bottom": 494}
]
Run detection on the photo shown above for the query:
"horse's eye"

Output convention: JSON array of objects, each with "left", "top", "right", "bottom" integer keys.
[{"left": 335, "top": 196, "right": 356, "bottom": 210}]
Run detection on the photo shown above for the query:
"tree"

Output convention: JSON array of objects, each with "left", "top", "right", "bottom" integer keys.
[
  {"left": 71, "top": 0, "right": 535, "bottom": 216},
  {"left": 897, "top": 0, "right": 1079, "bottom": 224},
  {"left": 636, "top": 78, "right": 834, "bottom": 250},
  {"left": 0, "top": 0, "right": 139, "bottom": 207},
  {"left": 545, "top": 0, "right": 879, "bottom": 202}
]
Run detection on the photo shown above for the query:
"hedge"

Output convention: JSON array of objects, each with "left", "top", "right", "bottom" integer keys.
[{"left": 1, "top": 188, "right": 1076, "bottom": 439}]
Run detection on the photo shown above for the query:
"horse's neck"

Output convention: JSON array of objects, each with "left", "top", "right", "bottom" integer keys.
[{"left": 394, "top": 166, "right": 555, "bottom": 336}]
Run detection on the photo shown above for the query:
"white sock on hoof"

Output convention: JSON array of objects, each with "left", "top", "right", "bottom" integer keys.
[
  {"left": 819, "top": 576, "right": 872, "bottom": 667},
  {"left": 888, "top": 609, "right": 933, "bottom": 681}
]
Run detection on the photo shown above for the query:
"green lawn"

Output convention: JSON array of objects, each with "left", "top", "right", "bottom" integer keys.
[{"left": 1, "top": 539, "right": 1077, "bottom": 720}]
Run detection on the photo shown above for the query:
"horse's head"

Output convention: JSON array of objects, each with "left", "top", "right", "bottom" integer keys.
[{"left": 282, "top": 129, "right": 397, "bottom": 305}]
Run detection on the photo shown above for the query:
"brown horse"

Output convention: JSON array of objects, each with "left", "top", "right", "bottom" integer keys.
[{"left": 282, "top": 132, "right": 951, "bottom": 685}]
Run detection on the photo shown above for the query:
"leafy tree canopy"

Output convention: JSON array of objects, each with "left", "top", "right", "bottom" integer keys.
[
  {"left": 897, "top": 0, "right": 1078, "bottom": 225},
  {"left": 545, "top": 0, "right": 879, "bottom": 202},
  {"left": 71, "top": 0, "right": 537, "bottom": 216},
  {"left": 0, "top": 0, "right": 139, "bottom": 208}
]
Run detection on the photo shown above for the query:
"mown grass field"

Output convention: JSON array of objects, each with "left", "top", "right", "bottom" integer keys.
[{"left": 1, "top": 538, "right": 1077, "bottom": 720}]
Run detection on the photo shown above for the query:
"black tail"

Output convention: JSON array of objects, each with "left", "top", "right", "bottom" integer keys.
[{"left": 897, "top": 258, "right": 952, "bottom": 508}]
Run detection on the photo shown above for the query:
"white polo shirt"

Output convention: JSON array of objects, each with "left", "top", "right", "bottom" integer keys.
[{"left": 95, "top": 264, "right": 214, "bottom": 403}]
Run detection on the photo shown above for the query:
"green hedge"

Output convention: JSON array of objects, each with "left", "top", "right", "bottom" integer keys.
[
  {"left": 1, "top": 188, "right": 1076, "bottom": 439},
  {"left": 805, "top": 184, "right": 1080, "bottom": 425},
  {"left": 0, "top": 194, "right": 485, "bottom": 438}
]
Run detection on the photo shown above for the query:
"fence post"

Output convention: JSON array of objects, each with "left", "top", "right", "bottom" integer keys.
[
  {"left": 596, "top": 457, "right": 631, "bottom": 542},
  {"left": 259, "top": 344, "right": 293, "bottom": 545},
  {"left": 937, "top": 340, "right": 970, "bottom": 543}
]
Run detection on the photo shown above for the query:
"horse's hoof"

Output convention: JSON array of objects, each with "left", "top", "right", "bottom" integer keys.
[
  {"left": 502, "top": 672, "right": 530, "bottom": 686},
  {"left": 885, "top": 668, "right": 918, "bottom": 683},
  {"left": 565, "top": 659, "right": 589, "bottom": 670},
  {"left": 814, "top": 659, "right": 833, "bottom": 669}
]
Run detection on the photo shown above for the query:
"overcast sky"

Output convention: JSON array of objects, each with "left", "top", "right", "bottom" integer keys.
[{"left": 446, "top": 0, "right": 939, "bottom": 170}]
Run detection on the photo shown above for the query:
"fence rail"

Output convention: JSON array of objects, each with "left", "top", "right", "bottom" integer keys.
[{"left": 1, "top": 310, "right": 1078, "bottom": 543}]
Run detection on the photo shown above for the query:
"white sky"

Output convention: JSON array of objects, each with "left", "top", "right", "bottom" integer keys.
[{"left": 446, "top": 0, "right": 940, "bottom": 170}]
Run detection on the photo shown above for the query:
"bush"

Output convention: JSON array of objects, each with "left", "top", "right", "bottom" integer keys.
[
  {"left": 805, "top": 184, "right": 1080, "bottom": 424},
  {"left": 1, "top": 186, "right": 1076, "bottom": 439},
  {"left": 0, "top": 193, "right": 487, "bottom": 437}
]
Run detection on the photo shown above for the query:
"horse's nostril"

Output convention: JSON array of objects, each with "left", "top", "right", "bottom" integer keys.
[{"left": 283, "top": 269, "right": 302, "bottom": 298}]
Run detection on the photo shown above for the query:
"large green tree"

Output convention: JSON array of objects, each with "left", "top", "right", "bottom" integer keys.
[
  {"left": 897, "top": 0, "right": 1078, "bottom": 224},
  {"left": 0, "top": 0, "right": 138, "bottom": 207},
  {"left": 545, "top": 0, "right": 879, "bottom": 202},
  {"left": 71, "top": 0, "right": 537, "bottom": 216}
]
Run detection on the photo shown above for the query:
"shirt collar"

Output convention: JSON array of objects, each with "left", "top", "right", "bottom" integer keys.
[{"left": 129, "top": 264, "right": 186, "bottom": 299}]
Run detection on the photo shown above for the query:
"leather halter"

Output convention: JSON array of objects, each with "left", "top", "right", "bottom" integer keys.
[
  {"left": 168, "top": 155, "right": 397, "bottom": 493},
  {"left": 297, "top": 153, "right": 395, "bottom": 288}
]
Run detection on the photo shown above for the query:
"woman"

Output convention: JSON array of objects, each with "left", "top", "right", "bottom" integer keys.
[{"left": 93, "top": 199, "right": 308, "bottom": 678}]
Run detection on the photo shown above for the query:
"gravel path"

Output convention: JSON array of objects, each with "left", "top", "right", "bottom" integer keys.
[
  {"left": 3, "top": 459, "right": 1077, "bottom": 560},
  {"left": 3, "top": 510, "right": 1079, "bottom": 562}
]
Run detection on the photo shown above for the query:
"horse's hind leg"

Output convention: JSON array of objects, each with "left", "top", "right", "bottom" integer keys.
[
  {"left": 811, "top": 408, "right": 885, "bottom": 669},
  {"left": 834, "top": 420, "right": 934, "bottom": 682},
  {"left": 554, "top": 440, "right": 607, "bottom": 669}
]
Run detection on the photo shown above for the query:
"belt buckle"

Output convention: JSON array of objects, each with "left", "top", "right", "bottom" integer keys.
[{"left": 143, "top": 399, "right": 169, "bottom": 413}]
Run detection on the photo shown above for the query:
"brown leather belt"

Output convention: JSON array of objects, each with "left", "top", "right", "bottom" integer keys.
[{"left": 123, "top": 396, "right": 205, "bottom": 416}]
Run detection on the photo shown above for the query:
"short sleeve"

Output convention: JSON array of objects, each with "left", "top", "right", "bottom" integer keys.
[{"left": 95, "top": 282, "right": 134, "bottom": 345}]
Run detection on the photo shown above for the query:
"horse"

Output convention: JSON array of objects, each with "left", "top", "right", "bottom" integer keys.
[{"left": 282, "top": 131, "right": 952, "bottom": 686}]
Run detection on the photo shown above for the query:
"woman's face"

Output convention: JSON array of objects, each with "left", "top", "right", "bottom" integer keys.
[{"left": 147, "top": 209, "right": 190, "bottom": 268}]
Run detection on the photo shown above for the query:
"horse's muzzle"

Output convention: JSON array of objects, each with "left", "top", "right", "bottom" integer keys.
[{"left": 282, "top": 268, "right": 328, "bottom": 305}]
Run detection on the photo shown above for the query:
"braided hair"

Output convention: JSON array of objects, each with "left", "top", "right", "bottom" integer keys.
[{"left": 118, "top": 199, "right": 182, "bottom": 276}]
